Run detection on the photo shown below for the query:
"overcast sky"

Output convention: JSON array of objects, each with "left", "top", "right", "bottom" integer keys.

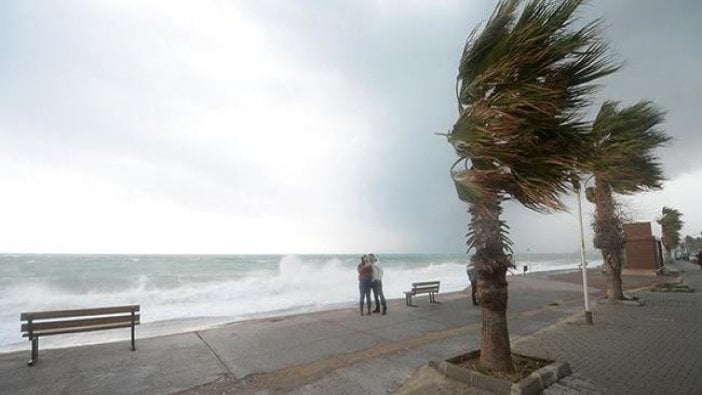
[{"left": 1, "top": 0, "right": 700, "bottom": 254}]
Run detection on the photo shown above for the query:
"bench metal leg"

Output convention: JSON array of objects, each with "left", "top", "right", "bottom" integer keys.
[
  {"left": 405, "top": 294, "right": 416, "bottom": 307},
  {"left": 131, "top": 311, "right": 136, "bottom": 351},
  {"left": 429, "top": 292, "right": 441, "bottom": 304},
  {"left": 28, "top": 337, "right": 38, "bottom": 366}
]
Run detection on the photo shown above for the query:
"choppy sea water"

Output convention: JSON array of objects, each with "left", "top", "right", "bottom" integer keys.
[{"left": 0, "top": 252, "right": 600, "bottom": 352}]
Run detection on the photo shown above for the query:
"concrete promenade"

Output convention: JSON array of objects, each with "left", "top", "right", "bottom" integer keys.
[{"left": 0, "top": 264, "right": 698, "bottom": 394}]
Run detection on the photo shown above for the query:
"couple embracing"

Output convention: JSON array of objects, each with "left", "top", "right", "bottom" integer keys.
[{"left": 357, "top": 254, "right": 387, "bottom": 316}]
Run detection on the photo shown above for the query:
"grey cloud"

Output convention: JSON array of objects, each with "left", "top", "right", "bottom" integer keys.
[
  {"left": 585, "top": 0, "right": 702, "bottom": 175},
  {"left": 0, "top": 0, "right": 699, "bottom": 253},
  {"left": 238, "top": 0, "right": 702, "bottom": 252}
]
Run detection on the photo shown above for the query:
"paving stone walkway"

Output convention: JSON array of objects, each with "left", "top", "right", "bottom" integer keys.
[{"left": 514, "top": 261, "right": 702, "bottom": 395}]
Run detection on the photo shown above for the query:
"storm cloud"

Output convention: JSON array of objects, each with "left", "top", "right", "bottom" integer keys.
[{"left": 0, "top": 0, "right": 700, "bottom": 253}]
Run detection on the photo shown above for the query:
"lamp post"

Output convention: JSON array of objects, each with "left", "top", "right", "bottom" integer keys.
[{"left": 574, "top": 179, "right": 594, "bottom": 325}]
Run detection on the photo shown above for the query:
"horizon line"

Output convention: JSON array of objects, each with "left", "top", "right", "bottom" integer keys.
[{"left": 0, "top": 250, "right": 599, "bottom": 256}]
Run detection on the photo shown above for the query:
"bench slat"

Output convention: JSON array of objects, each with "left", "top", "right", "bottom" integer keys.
[
  {"left": 412, "top": 288, "right": 438, "bottom": 293},
  {"left": 412, "top": 281, "right": 440, "bottom": 287},
  {"left": 23, "top": 322, "right": 139, "bottom": 338},
  {"left": 22, "top": 314, "right": 140, "bottom": 332},
  {"left": 21, "top": 305, "right": 140, "bottom": 321}
]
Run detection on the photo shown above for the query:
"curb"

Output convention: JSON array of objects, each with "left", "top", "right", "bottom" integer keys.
[
  {"left": 430, "top": 356, "right": 572, "bottom": 395},
  {"left": 597, "top": 298, "right": 646, "bottom": 306}
]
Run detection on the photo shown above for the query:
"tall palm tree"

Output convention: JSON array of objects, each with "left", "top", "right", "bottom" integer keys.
[
  {"left": 448, "top": 0, "right": 617, "bottom": 373},
  {"left": 658, "top": 206, "right": 683, "bottom": 263},
  {"left": 582, "top": 101, "right": 669, "bottom": 299}
]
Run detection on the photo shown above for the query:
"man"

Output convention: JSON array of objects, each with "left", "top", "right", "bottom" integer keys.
[
  {"left": 466, "top": 264, "right": 478, "bottom": 306},
  {"left": 369, "top": 254, "right": 387, "bottom": 315}
]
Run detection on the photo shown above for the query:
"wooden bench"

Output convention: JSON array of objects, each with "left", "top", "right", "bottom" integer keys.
[
  {"left": 404, "top": 281, "right": 441, "bottom": 306},
  {"left": 21, "top": 305, "right": 140, "bottom": 366}
]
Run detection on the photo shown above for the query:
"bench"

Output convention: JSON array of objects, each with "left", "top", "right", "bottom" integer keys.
[
  {"left": 21, "top": 305, "right": 140, "bottom": 366},
  {"left": 404, "top": 281, "right": 441, "bottom": 306}
]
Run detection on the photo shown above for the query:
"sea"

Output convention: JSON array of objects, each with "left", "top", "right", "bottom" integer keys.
[{"left": 0, "top": 252, "right": 601, "bottom": 353}]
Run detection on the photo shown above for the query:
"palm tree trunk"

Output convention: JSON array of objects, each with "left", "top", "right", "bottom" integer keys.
[
  {"left": 603, "top": 250, "right": 624, "bottom": 300},
  {"left": 663, "top": 248, "right": 673, "bottom": 265},
  {"left": 592, "top": 178, "right": 625, "bottom": 300},
  {"left": 469, "top": 195, "right": 513, "bottom": 373}
]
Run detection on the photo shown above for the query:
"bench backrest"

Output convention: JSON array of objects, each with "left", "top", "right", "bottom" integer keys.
[
  {"left": 21, "top": 305, "right": 140, "bottom": 338},
  {"left": 411, "top": 281, "right": 440, "bottom": 293}
]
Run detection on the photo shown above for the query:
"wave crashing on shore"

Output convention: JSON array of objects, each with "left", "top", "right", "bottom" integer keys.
[{"left": 0, "top": 253, "right": 596, "bottom": 351}]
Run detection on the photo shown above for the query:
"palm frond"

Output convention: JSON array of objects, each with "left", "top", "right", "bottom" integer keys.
[
  {"left": 586, "top": 100, "right": 670, "bottom": 194},
  {"left": 448, "top": 0, "right": 619, "bottom": 210},
  {"left": 657, "top": 206, "right": 684, "bottom": 250},
  {"left": 457, "top": 0, "right": 519, "bottom": 107}
]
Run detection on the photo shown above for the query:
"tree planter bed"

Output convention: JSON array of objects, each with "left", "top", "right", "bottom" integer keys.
[
  {"left": 651, "top": 281, "right": 695, "bottom": 293},
  {"left": 597, "top": 297, "right": 646, "bottom": 305},
  {"left": 430, "top": 350, "right": 571, "bottom": 395}
]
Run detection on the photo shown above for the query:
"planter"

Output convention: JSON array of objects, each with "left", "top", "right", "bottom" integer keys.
[
  {"left": 430, "top": 350, "right": 571, "bottom": 395},
  {"left": 651, "top": 281, "right": 695, "bottom": 293},
  {"left": 597, "top": 297, "right": 646, "bottom": 305}
]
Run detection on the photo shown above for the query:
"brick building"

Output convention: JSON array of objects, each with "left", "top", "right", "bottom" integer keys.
[{"left": 623, "top": 222, "right": 663, "bottom": 271}]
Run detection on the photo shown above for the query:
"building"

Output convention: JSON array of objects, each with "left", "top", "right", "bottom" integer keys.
[{"left": 623, "top": 222, "right": 663, "bottom": 271}]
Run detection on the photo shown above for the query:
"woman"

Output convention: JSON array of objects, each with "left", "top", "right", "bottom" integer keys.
[{"left": 357, "top": 255, "right": 373, "bottom": 316}]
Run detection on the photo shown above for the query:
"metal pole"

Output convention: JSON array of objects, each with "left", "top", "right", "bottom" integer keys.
[
  {"left": 131, "top": 309, "right": 136, "bottom": 351},
  {"left": 576, "top": 186, "right": 593, "bottom": 324}
]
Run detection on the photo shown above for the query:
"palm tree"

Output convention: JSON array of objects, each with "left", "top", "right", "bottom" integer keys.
[
  {"left": 658, "top": 207, "right": 683, "bottom": 263},
  {"left": 685, "top": 235, "right": 702, "bottom": 254},
  {"left": 582, "top": 101, "right": 669, "bottom": 299},
  {"left": 448, "top": 0, "right": 617, "bottom": 372}
]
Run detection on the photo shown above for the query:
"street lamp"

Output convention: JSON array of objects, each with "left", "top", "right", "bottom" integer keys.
[{"left": 573, "top": 177, "right": 594, "bottom": 325}]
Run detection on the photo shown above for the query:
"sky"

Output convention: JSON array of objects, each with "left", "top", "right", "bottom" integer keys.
[{"left": 0, "top": 0, "right": 700, "bottom": 254}]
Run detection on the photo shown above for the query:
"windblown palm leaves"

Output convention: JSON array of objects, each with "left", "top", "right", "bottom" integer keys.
[
  {"left": 450, "top": 0, "right": 619, "bottom": 218},
  {"left": 584, "top": 101, "right": 669, "bottom": 299},
  {"left": 658, "top": 206, "right": 684, "bottom": 260},
  {"left": 447, "top": 0, "right": 617, "bottom": 372},
  {"left": 585, "top": 101, "right": 669, "bottom": 194}
]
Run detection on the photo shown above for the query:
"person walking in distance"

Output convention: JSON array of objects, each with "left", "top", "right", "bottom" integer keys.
[
  {"left": 369, "top": 254, "right": 387, "bottom": 315},
  {"left": 357, "top": 255, "right": 373, "bottom": 316},
  {"left": 466, "top": 264, "right": 478, "bottom": 306}
]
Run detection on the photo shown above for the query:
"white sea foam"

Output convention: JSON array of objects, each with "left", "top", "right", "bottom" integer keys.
[{"left": 0, "top": 253, "right": 595, "bottom": 352}]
